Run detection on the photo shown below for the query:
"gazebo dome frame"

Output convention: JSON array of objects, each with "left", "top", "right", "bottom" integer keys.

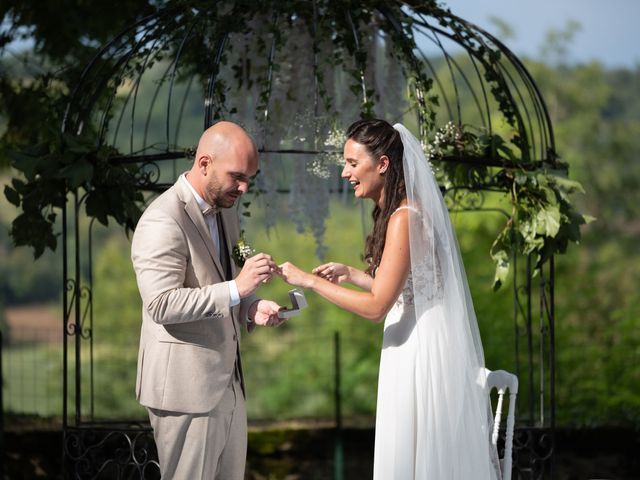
[{"left": 60, "top": 2, "right": 559, "bottom": 478}]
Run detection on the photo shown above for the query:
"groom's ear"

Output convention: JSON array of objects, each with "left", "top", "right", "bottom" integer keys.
[
  {"left": 198, "top": 154, "right": 213, "bottom": 175},
  {"left": 378, "top": 155, "right": 390, "bottom": 175}
]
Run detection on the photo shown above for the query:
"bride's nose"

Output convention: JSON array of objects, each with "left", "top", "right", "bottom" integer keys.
[{"left": 341, "top": 164, "right": 349, "bottom": 178}]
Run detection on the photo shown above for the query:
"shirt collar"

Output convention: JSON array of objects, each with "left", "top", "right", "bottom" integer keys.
[{"left": 181, "top": 173, "right": 218, "bottom": 216}]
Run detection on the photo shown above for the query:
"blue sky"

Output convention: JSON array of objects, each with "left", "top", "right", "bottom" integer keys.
[{"left": 441, "top": 0, "right": 639, "bottom": 68}]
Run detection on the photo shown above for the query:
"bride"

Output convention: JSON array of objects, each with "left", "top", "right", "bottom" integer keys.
[{"left": 278, "top": 119, "right": 500, "bottom": 479}]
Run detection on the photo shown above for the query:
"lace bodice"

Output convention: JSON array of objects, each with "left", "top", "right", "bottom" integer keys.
[
  {"left": 391, "top": 205, "right": 444, "bottom": 309},
  {"left": 394, "top": 261, "right": 444, "bottom": 309}
]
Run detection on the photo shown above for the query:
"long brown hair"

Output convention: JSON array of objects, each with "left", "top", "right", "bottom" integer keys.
[{"left": 346, "top": 119, "right": 405, "bottom": 277}]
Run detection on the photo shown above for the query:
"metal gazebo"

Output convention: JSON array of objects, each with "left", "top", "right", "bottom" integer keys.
[{"left": 60, "top": 2, "right": 559, "bottom": 478}]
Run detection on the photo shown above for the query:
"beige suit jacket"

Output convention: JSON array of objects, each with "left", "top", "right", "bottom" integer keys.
[{"left": 131, "top": 177, "right": 256, "bottom": 414}]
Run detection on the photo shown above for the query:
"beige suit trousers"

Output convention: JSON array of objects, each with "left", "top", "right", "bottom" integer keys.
[{"left": 148, "top": 375, "right": 247, "bottom": 480}]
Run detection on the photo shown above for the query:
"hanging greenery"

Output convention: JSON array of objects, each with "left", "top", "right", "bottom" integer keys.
[
  {"left": 2, "top": 0, "right": 591, "bottom": 289},
  {"left": 424, "top": 122, "right": 592, "bottom": 289},
  {"left": 3, "top": 132, "right": 144, "bottom": 257}
]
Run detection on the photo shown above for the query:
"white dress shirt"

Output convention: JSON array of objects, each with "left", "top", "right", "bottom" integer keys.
[{"left": 181, "top": 174, "right": 240, "bottom": 306}]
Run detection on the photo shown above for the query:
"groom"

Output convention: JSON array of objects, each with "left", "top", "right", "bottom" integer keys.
[{"left": 131, "top": 121, "right": 283, "bottom": 479}]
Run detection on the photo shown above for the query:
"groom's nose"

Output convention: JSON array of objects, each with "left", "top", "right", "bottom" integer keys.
[{"left": 237, "top": 180, "right": 249, "bottom": 194}]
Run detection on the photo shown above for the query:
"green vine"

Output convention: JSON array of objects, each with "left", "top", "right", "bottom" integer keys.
[
  {"left": 426, "top": 122, "right": 593, "bottom": 290},
  {"left": 4, "top": 133, "right": 144, "bottom": 258},
  {"left": 2, "top": 0, "right": 590, "bottom": 290}
]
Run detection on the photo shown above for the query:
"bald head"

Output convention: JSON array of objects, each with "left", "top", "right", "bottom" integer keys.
[
  {"left": 188, "top": 121, "right": 259, "bottom": 208},
  {"left": 195, "top": 121, "right": 257, "bottom": 164}
]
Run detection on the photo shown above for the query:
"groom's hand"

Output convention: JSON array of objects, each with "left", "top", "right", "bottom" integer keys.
[
  {"left": 236, "top": 253, "right": 279, "bottom": 297},
  {"left": 249, "top": 299, "right": 285, "bottom": 327}
]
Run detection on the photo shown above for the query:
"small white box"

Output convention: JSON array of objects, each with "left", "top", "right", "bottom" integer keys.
[{"left": 277, "top": 288, "right": 308, "bottom": 318}]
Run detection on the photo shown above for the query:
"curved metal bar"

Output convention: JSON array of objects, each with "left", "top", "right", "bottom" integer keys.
[
  {"left": 64, "top": 278, "right": 77, "bottom": 323},
  {"left": 97, "top": 20, "right": 171, "bottom": 148},
  {"left": 166, "top": 14, "right": 202, "bottom": 151},
  {"left": 377, "top": 6, "right": 429, "bottom": 138},
  {"left": 78, "top": 287, "right": 93, "bottom": 341},
  {"left": 345, "top": 9, "right": 369, "bottom": 108},
  {"left": 441, "top": 11, "right": 555, "bottom": 161},
  {"left": 129, "top": 29, "right": 176, "bottom": 154},
  {"left": 102, "top": 19, "right": 180, "bottom": 150},
  {"left": 204, "top": 33, "right": 230, "bottom": 129},
  {"left": 421, "top": 24, "right": 493, "bottom": 132},
  {"left": 75, "top": 16, "right": 170, "bottom": 141},
  {"left": 496, "top": 52, "right": 552, "bottom": 163},
  {"left": 141, "top": 59, "right": 177, "bottom": 149},
  {"left": 61, "top": 10, "right": 166, "bottom": 133},
  {"left": 260, "top": 12, "right": 280, "bottom": 146},
  {"left": 477, "top": 26, "right": 556, "bottom": 158},
  {"left": 172, "top": 39, "right": 198, "bottom": 147},
  {"left": 415, "top": 15, "right": 464, "bottom": 125},
  {"left": 495, "top": 58, "right": 540, "bottom": 162},
  {"left": 413, "top": 14, "right": 496, "bottom": 134},
  {"left": 420, "top": 15, "right": 532, "bottom": 161},
  {"left": 312, "top": 0, "right": 320, "bottom": 120}
]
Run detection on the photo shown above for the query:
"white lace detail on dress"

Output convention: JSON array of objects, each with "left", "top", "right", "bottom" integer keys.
[
  {"left": 393, "top": 205, "right": 444, "bottom": 309},
  {"left": 395, "top": 256, "right": 444, "bottom": 308}
]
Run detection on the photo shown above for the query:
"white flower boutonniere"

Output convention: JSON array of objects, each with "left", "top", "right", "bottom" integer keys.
[{"left": 232, "top": 231, "right": 255, "bottom": 267}]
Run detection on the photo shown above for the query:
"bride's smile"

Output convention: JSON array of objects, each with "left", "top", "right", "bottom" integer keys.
[{"left": 341, "top": 138, "right": 388, "bottom": 203}]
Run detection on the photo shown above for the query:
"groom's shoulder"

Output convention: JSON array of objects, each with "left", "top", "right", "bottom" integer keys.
[{"left": 139, "top": 184, "right": 183, "bottom": 221}]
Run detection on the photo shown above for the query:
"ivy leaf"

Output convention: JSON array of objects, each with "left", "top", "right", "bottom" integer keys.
[
  {"left": 8, "top": 150, "right": 42, "bottom": 180},
  {"left": 85, "top": 191, "right": 109, "bottom": 226},
  {"left": 58, "top": 159, "right": 94, "bottom": 189},
  {"left": 515, "top": 172, "right": 529, "bottom": 185},
  {"left": 548, "top": 174, "right": 586, "bottom": 195},
  {"left": 62, "top": 133, "right": 92, "bottom": 154},
  {"left": 10, "top": 212, "right": 57, "bottom": 258},
  {"left": 4, "top": 185, "right": 20, "bottom": 207},
  {"left": 491, "top": 249, "right": 510, "bottom": 291},
  {"left": 536, "top": 205, "right": 561, "bottom": 237}
]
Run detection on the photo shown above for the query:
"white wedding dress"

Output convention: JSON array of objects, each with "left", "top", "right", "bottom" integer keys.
[
  {"left": 373, "top": 268, "right": 499, "bottom": 479},
  {"left": 372, "top": 124, "right": 501, "bottom": 479}
]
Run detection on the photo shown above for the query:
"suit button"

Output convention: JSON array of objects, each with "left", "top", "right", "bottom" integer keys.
[{"left": 233, "top": 333, "right": 237, "bottom": 341}]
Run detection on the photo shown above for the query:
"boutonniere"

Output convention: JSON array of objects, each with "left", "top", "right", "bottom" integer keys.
[{"left": 232, "top": 231, "right": 255, "bottom": 267}]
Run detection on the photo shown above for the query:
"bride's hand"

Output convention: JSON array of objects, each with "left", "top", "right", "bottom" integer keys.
[
  {"left": 312, "top": 262, "right": 350, "bottom": 284},
  {"left": 279, "top": 262, "right": 314, "bottom": 289}
]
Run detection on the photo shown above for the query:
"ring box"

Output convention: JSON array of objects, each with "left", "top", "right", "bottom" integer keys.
[{"left": 277, "top": 288, "right": 308, "bottom": 318}]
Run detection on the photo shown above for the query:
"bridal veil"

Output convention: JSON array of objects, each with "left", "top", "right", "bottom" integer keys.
[{"left": 393, "top": 123, "right": 500, "bottom": 479}]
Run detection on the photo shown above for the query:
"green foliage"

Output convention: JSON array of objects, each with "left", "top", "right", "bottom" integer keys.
[
  {"left": 0, "top": 175, "right": 62, "bottom": 304},
  {"left": 3, "top": 133, "right": 144, "bottom": 258},
  {"left": 1, "top": 0, "right": 589, "bottom": 279},
  {"left": 427, "top": 121, "right": 591, "bottom": 289},
  {"left": 526, "top": 59, "right": 640, "bottom": 427},
  {"left": 1, "top": 3, "right": 638, "bottom": 430}
]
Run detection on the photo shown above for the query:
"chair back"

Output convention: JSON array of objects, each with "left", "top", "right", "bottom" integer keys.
[{"left": 486, "top": 369, "right": 518, "bottom": 480}]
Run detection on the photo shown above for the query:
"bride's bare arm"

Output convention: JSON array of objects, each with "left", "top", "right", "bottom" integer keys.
[
  {"left": 312, "top": 262, "right": 373, "bottom": 290},
  {"left": 280, "top": 210, "right": 410, "bottom": 322}
]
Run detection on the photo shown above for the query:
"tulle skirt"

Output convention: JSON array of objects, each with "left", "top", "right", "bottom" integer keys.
[{"left": 373, "top": 302, "right": 498, "bottom": 480}]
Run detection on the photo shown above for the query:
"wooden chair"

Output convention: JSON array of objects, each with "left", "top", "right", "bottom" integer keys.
[{"left": 486, "top": 369, "right": 519, "bottom": 480}]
